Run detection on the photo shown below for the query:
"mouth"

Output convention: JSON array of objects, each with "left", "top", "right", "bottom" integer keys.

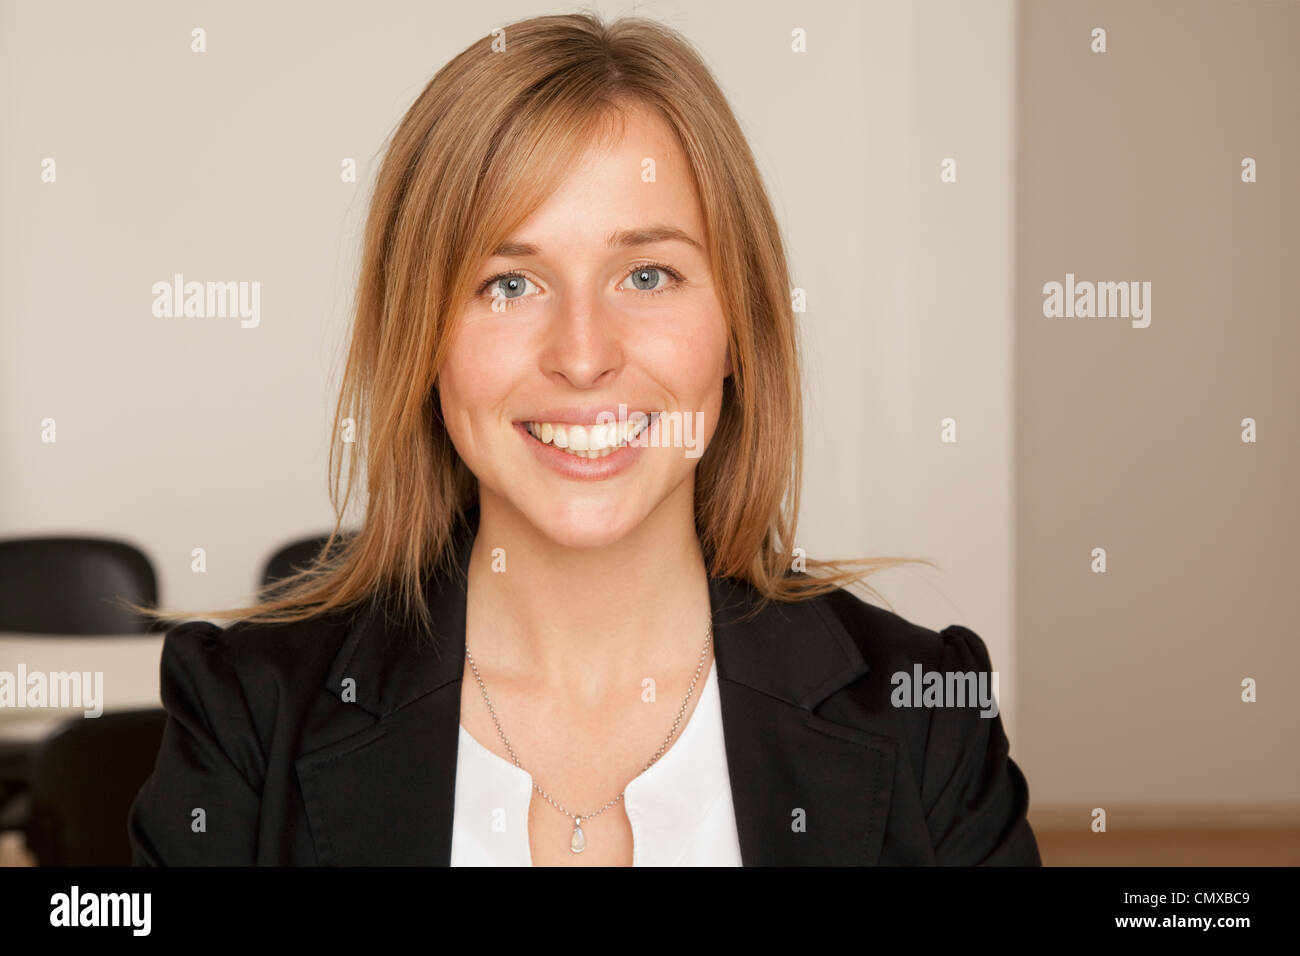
[{"left": 520, "top": 412, "right": 658, "bottom": 459}]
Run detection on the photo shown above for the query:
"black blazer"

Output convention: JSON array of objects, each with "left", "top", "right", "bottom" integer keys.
[{"left": 129, "top": 511, "right": 1041, "bottom": 866}]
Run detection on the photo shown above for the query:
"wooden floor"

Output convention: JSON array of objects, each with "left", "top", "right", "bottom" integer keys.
[
  {"left": 5, "top": 821, "right": 1298, "bottom": 867},
  {"left": 0, "top": 833, "right": 34, "bottom": 867},
  {"left": 1035, "top": 828, "right": 1300, "bottom": 866},
  {"left": 1030, "top": 805, "right": 1300, "bottom": 865}
]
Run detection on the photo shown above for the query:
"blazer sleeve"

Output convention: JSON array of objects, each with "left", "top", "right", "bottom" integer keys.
[
  {"left": 128, "top": 621, "right": 264, "bottom": 865},
  {"left": 919, "top": 624, "right": 1042, "bottom": 865}
]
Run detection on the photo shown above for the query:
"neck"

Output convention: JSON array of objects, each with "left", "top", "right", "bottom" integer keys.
[{"left": 464, "top": 485, "right": 714, "bottom": 700}]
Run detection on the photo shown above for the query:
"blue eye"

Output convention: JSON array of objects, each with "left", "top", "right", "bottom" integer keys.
[
  {"left": 475, "top": 262, "right": 685, "bottom": 311},
  {"left": 619, "top": 263, "right": 685, "bottom": 294},
  {"left": 623, "top": 267, "right": 664, "bottom": 291},
  {"left": 489, "top": 274, "right": 536, "bottom": 301}
]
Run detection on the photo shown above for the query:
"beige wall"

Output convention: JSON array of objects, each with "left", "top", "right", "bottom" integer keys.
[
  {"left": 1016, "top": 0, "right": 1300, "bottom": 813},
  {"left": 801, "top": 1, "right": 1021, "bottom": 734}
]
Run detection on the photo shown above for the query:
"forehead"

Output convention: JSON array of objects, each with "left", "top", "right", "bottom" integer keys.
[{"left": 506, "top": 104, "right": 705, "bottom": 244}]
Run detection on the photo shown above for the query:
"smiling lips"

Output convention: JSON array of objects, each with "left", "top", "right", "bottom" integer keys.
[{"left": 523, "top": 414, "right": 655, "bottom": 459}]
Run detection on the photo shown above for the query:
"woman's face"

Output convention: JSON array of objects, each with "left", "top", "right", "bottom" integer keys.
[{"left": 438, "top": 103, "right": 730, "bottom": 549}]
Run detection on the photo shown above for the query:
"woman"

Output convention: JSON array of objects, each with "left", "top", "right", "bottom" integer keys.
[{"left": 128, "top": 12, "right": 1040, "bottom": 866}]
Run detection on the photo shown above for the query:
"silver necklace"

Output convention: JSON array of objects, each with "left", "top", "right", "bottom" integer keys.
[{"left": 464, "top": 622, "right": 713, "bottom": 854}]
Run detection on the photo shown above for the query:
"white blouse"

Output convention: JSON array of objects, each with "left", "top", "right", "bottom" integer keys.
[{"left": 450, "top": 658, "right": 744, "bottom": 866}]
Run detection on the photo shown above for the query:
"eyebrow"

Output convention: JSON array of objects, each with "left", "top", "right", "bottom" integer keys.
[{"left": 490, "top": 224, "right": 703, "bottom": 258}]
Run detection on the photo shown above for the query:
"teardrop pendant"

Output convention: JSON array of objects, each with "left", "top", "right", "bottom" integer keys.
[{"left": 570, "top": 818, "right": 586, "bottom": 854}]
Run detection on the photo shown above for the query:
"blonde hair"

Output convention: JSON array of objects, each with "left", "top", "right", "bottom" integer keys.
[{"left": 131, "top": 11, "right": 934, "bottom": 635}]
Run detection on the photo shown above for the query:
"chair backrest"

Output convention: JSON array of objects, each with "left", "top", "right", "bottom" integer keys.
[
  {"left": 0, "top": 537, "right": 158, "bottom": 634},
  {"left": 24, "top": 708, "right": 168, "bottom": 866},
  {"left": 261, "top": 533, "right": 350, "bottom": 593}
]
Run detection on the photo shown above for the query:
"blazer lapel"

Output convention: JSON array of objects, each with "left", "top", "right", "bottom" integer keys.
[
  {"left": 296, "top": 509, "right": 896, "bottom": 866},
  {"left": 710, "top": 576, "right": 896, "bottom": 865},
  {"left": 295, "top": 521, "right": 473, "bottom": 866}
]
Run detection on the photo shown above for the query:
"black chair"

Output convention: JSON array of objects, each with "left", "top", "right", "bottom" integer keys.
[
  {"left": 260, "top": 532, "right": 352, "bottom": 594},
  {"left": 0, "top": 536, "right": 159, "bottom": 634},
  {"left": 0, "top": 537, "right": 159, "bottom": 845},
  {"left": 23, "top": 709, "right": 168, "bottom": 866}
]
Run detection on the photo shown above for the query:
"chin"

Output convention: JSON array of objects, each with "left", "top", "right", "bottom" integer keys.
[{"left": 521, "top": 497, "right": 645, "bottom": 551}]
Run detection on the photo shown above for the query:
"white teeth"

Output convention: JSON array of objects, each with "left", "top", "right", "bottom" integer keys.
[{"left": 523, "top": 415, "right": 652, "bottom": 457}]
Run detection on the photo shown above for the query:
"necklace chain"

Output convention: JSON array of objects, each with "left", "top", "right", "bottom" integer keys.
[{"left": 464, "top": 622, "right": 713, "bottom": 841}]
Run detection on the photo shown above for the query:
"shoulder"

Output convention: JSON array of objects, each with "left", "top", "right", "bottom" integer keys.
[
  {"left": 159, "top": 611, "right": 355, "bottom": 679},
  {"left": 131, "top": 611, "right": 358, "bottom": 865},
  {"left": 808, "top": 585, "right": 1039, "bottom": 864},
  {"left": 162, "top": 608, "right": 357, "bottom": 667},
  {"left": 815, "top": 584, "right": 997, "bottom": 676},
  {"left": 811, "top": 584, "right": 1004, "bottom": 739},
  {"left": 803, "top": 585, "right": 999, "bottom": 773},
  {"left": 154, "top": 610, "right": 358, "bottom": 732}
]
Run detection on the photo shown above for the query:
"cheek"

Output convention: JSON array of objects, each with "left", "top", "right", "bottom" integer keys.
[
  {"left": 437, "top": 325, "right": 515, "bottom": 441},
  {"left": 644, "top": 305, "right": 728, "bottom": 397}
]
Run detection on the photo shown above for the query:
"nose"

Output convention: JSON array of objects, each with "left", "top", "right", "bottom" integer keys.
[{"left": 537, "top": 281, "right": 624, "bottom": 389}]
